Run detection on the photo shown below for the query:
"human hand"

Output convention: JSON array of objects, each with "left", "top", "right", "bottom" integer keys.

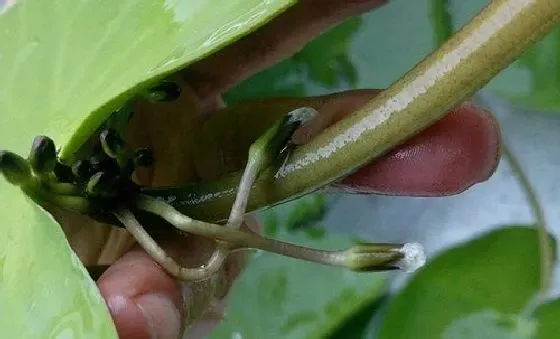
[{"left": 94, "top": 1, "right": 502, "bottom": 338}]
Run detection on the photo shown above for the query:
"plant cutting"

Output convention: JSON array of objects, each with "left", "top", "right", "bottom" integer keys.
[{"left": 1, "top": 0, "right": 559, "bottom": 337}]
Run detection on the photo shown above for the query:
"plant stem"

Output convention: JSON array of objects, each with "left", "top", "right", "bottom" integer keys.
[
  {"left": 115, "top": 208, "right": 226, "bottom": 280},
  {"left": 136, "top": 195, "right": 346, "bottom": 265},
  {"left": 145, "top": 0, "right": 560, "bottom": 223},
  {"left": 134, "top": 195, "right": 419, "bottom": 271},
  {"left": 226, "top": 155, "right": 261, "bottom": 230},
  {"left": 503, "top": 144, "right": 552, "bottom": 296}
]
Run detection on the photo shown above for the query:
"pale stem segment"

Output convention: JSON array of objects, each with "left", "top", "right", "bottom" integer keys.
[
  {"left": 114, "top": 208, "right": 226, "bottom": 281},
  {"left": 226, "top": 107, "right": 318, "bottom": 230},
  {"left": 135, "top": 195, "right": 426, "bottom": 274}
]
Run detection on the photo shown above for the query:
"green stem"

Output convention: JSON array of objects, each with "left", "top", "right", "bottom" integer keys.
[
  {"left": 503, "top": 144, "right": 552, "bottom": 296},
  {"left": 431, "top": 0, "right": 454, "bottom": 46},
  {"left": 144, "top": 0, "right": 560, "bottom": 223},
  {"left": 136, "top": 195, "right": 346, "bottom": 266}
]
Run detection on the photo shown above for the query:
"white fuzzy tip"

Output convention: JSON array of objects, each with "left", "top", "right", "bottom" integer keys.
[
  {"left": 397, "top": 242, "right": 426, "bottom": 273},
  {"left": 287, "top": 107, "right": 318, "bottom": 125}
]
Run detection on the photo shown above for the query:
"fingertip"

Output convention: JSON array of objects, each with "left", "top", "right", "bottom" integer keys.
[
  {"left": 334, "top": 102, "right": 502, "bottom": 196},
  {"left": 97, "top": 250, "right": 184, "bottom": 339}
]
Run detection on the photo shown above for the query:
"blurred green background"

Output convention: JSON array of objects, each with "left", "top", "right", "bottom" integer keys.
[{"left": 208, "top": 0, "right": 560, "bottom": 338}]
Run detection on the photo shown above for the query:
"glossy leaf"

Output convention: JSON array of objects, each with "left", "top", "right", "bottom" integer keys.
[
  {"left": 378, "top": 227, "right": 550, "bottom": 339},
  {"left": 0, "top": 0, "right": 296, "bottom": 336},
  {"left": 0, "top": 0, "right": 296, "bottom": 163},
  {"left": 0, "top": 181, "right": 118, "bottom": 337},
  {"left": 210, "top": 196, "right": 388, "bottom": 339}
]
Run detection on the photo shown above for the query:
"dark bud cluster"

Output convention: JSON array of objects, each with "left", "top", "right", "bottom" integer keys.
[
  {"left": 29, "top": 136, "right": 57, "bottom": 174},
  {"left": 0, "top": 79, "right": 180, "bottom": 222},
  {"left": 0, "top": 129, "right": 154, "bottom": 215},
  {"left": 56, "top": 129, "right": 154, "bottom": 202}
]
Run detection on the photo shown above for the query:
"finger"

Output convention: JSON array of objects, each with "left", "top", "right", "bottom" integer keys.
[
  {"left": 289, "top": 89, "right": 501, "bottom": 196},
  {"left": 183, "top": 0, "right": 388, "bottom": 99},
  {"left": 193, "top": 89, "right": 500, "bottom": 197},
  {"left": 332, "top": 102, "right": 502, "bottom": 196},
  {"left": 97, "top": 249, "right": 183, "bottom": 339}
]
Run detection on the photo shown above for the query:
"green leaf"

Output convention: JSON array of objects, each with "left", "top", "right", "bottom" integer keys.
[
  {"left": 209, "top": 199, "right": 388, "bottom": 339},
  {"left": 293, "top": 17, "right": 362, "bottom": 87},
  {"left": 430, "top": 0, "right": 453, "bottom": 46},
  {"left": 0, "top": 0, "right": 296, "bottom": 162},
  {"left": 0, "top": 180, "right": 118, "bottom": 337},
  {"left": 441, "top": 310, "right": 537, "bottom": 339},
  {"left": 0, "top": 0, "right": 297, "bottom": 336},
  {"left": 534, "top": 298, "right": 560, "bottom": 338},
  {"left": 326, "top": 296, "right": 387, "bottom": 339},
  {"left": 378, "top": 226, "right": 549, "bottom": 339},
  {"left": 487, "top": 26, "right": 560, "bottom": 112}
]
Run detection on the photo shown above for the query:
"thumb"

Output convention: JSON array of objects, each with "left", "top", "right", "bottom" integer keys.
[{"left": 97, "top": 249, "right": 184, "bottom": 339}]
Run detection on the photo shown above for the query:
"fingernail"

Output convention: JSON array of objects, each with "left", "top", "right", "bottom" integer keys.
[{"left": 136, "top": 294, "right": 181, "bottom": 339}]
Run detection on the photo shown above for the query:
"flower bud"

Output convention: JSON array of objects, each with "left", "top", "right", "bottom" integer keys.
[
  {"left": 343, "top": 242, "right": 425, "bottom": 273},
  {"left": 0, "top": 151, "right": 32, "bottom": 186},
  {"left": 28, "top": 136, "right": 57, "bottom": 174}
]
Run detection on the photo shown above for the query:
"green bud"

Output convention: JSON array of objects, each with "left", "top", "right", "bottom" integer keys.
[
  {"left": 100, "top": 129, "right": 125, "bottom": 159},
  {"left": 86, "top": 171, "right": 118, "bottom": 197},
  {"left": 144, "top": 81, "right": 181, "bottom": 102},
  {"left": 0, "top": 151, "right": 32, "bottom": 186},
  {"left": 343, "top": 242, "right": 425, "bottom": 273},
  {"left": 28, "top": 136, "right": 57, "bottom": 174}
]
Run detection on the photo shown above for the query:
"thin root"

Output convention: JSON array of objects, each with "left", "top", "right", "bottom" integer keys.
[
  {"left": 225, "top": 156, "right": 260, "bottom": 230},
  {"left": 114, "top": 208, "right": 227, "bottom": 281}
]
